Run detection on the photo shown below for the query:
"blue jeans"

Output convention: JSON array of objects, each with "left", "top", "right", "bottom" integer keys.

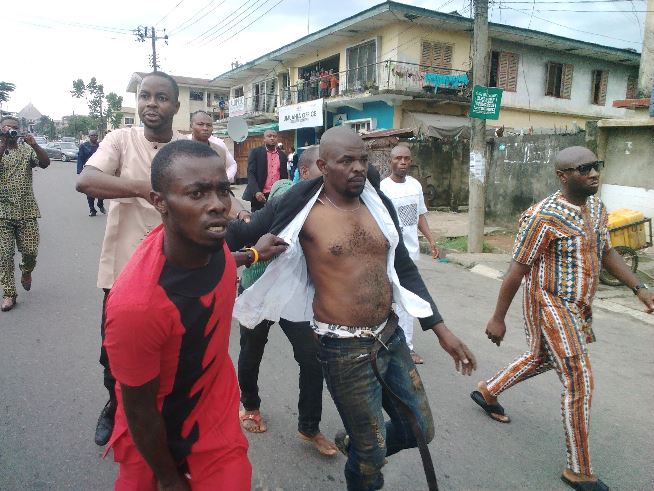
[{"left": 318, "top": 326, "right": 435, "bottom": 491}]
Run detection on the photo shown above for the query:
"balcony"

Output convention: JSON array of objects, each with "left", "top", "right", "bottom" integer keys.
[
  {"left": 278, "top": 60, "right": 471, "bottom": 108},
  {"left": 218, "top": 60, "right": 471, "bottom": 124}
]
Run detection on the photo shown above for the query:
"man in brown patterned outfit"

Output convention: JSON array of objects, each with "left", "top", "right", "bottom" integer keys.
[{"left": 0, "top": 116, "right": 50, "bottom": 311}]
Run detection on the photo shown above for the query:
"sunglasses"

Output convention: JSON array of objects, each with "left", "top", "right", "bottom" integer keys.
[{"left": 560, "top": 161, "right": 604, "bottom": 175}]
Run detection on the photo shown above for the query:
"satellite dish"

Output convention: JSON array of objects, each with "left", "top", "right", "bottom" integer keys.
[{"left": 227, "top": 117, "right": 248, "bottom": 142}]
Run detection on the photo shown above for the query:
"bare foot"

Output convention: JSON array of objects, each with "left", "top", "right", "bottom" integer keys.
[
  {"left": 299, "top": 432, "right": 338, "bottom": 456},
  {"left": 239, "top": 409, "right": 267, "bottom": 433},
  {"left": 410, "top": 350, "right": 424, "bottom": 364},
  {"left": 476, "top": 381, "right": 510, "bottom": 423}
]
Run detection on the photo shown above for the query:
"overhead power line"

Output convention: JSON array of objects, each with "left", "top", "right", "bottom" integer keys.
[
  {"left": 203, "top": 0, "right": 287, "bottom": 47},
  {"left": 170, "top": 0, "right": 229, "bottom": 36},
  {"left": 500, "top": 5, "right": 642, "bottom": 44},
  {"left": 155, "top": 0, "right": 186, "bottom": 26},
  {"left": 168, "top": 0, "right": 220, "bottom": 35},
  {"left": 188, "top": 0, "right": 263, "bottom": 45},
  {"left": 10, "top": 15, "right": 133, "bottom": 36},
  {"left": 497, "top": 0, "right": 645, "bottom": 3},
  {"left": 197, "top": 0, "right": 275, "bottom": 47},
  {"left": 499, "top": 6, "right": 652, "bottom": 12}
]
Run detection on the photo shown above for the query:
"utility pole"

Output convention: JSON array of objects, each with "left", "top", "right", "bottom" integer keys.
[
  {"left": 135, "top": 26, "right": 169, "bottom": 71},
  {"left": 468, "top": 0, "right": 489, "bottom": 253},
  {"left": 637, "top": 0, "right": 654, "bottom": 98}
]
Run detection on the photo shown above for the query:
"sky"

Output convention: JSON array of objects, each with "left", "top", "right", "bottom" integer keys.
[{"left": 2, "top": 0, "right": 647, "bottom": 119}]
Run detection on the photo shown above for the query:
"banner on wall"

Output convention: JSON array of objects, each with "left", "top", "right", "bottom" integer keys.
[
  {"left": 278, "top": 98, "right": 324, "bottom": 131},
  {"left": 229, "top": 96, "right": 245, "bottom": 117}
]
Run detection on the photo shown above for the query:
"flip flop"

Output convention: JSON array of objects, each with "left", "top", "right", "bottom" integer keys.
[
  {"left": 470, "top": 390, "right": 511, "bottom": 423},
  {"left": 561, "top": 475, "right": 609, "bottom": 491},
  {"left": 239, "top": 410, "right": 267, "bottom": 433}
]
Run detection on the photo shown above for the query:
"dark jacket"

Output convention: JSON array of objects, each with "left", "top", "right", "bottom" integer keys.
[
  {"left": 77, "top": 141, "right": 99, "bottom": 175},
  {"left": 226, "top": 169, "right": 443, "bottom": 330},
  {"left": 242, "top": 145, "right": 288, "bottom": 201}
]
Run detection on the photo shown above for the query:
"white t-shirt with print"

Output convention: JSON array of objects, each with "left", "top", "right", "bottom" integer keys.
[{"left": 380, "top": 175, "right": 428, "bottom": 261}]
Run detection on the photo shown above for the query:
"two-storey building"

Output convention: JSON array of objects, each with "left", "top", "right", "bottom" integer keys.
[{"left": 212, "top": 0, "right": 639, "bottom": 150}]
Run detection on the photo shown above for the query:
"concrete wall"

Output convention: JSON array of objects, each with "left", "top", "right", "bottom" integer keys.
[
  {"left": 486, "top": 133, "right": 587, "bottom": 226},
  {"left": 414, "top": 138, "right": 470, "bottom": 211},
  {"left": 491, "top": 39, "right": 634, "bottom": 130},
  {"left": 598, "top": 124, "right": 654, "bottom": 217}
]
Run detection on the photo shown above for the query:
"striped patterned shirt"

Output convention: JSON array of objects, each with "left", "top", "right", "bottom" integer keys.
[{"left": 513, "top": 191, "right": 611, "bottom": 355}]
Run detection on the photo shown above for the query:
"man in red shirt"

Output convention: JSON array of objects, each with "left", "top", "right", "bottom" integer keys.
[
  {"left": 242, "top": 130, "right": 288, "bottom": 212},
  {"left": 104, "top": 140, "right": 287, "bottom": 490}
]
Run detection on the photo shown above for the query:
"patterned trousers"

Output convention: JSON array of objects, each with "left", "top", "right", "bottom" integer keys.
[
  {"left": 486, "top": 317, "right": 594, "bottom": 477},
  {"left": 0, "top": 218, "right": 39, "bottom": 298}
]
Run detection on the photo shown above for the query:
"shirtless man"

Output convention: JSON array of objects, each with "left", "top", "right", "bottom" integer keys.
[{"left": 228, "top": 127, "right": 476, "bottom": 491}]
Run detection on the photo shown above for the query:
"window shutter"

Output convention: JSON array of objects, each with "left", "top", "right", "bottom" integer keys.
[
  {"left": 545, "top": 62, "right": 553, "bottom": 96},
  {"left": 506, "top": 52, "right": 519, "bottom": 92},
  {"left": 498, "top": 52, "right": 519, "bottom": 92},
  {"left": 420, "top": 41, "right": 453, "bottom": 74},
  {"left": 561, "top": 63, "right": 574, "bottom": 99},
  {"left": 420, "top": 41, "right": 432, "bottom": 68},
  {"left": 626, "top": 74, "right": 637, "bottom": 99},
  {"left": 433, "top": 43, "right": 443, "bottom": 70},
  {"left": 443, "top": 44, "right": 453, "bottom": 69},
  {"left": 598, "top": 71, "right": 609, "bottom": 106}
]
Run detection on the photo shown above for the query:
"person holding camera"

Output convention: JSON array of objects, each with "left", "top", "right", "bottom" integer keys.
[{"left": 0, "top": 116, "right": 50, "bottom": 312}]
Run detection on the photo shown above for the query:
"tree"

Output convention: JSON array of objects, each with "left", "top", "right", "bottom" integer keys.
[
  {"left": 105, "top": 92, "right": 124, "bottom": 130},
  {"left": 34, "top": 115, "right": 57, "bottom": 139},
  {"left": 71, "top": 77, "right": 123, "bottom": 134},
  {"left": 0, "top": 81, "right": 15, "bottom": 108},
  {"left": 61, "top": 114, "right": 95, "bottom": 138}
]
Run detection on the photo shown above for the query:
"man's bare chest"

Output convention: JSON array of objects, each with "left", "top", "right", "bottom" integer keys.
[{"left": 303, "top": 206, "right": 389, "bottom": 259}]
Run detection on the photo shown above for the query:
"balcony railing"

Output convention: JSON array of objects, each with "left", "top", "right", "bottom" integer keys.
[
  {"left": 219, "top": 60, "right": 470, "bottom": 119},
  {"left": 278, "top": 60, "right": 470, "bottom": 106}
]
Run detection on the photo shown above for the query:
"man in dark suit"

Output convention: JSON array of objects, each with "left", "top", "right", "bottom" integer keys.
[{"left": 242, "top": 129, "right": 288, "bottom": 211}]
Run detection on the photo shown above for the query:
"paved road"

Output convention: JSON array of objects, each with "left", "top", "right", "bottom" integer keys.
[{"left": 1, "top": 161, "right": 652, "bottom": 490}]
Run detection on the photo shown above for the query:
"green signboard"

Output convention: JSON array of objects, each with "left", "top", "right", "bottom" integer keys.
[{"left": 469, "top": 85, "right": 503, "bottom": 120}]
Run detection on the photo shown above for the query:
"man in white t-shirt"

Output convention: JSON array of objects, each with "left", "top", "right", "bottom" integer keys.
[{"left": 380, "top": 145, "right": 439, "bottom": 364}]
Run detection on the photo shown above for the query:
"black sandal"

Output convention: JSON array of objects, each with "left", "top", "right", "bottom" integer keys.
[
  {"left": 561, "top": 475, "right": 609, "bottom": 490},
  {"left": 470, "top": 390, "right": 510, "bottom": 423}
]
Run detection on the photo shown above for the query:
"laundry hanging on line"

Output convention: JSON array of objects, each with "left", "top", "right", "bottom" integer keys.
[{"left": 424, "top": 73, "right": 469, "bottom": 88}]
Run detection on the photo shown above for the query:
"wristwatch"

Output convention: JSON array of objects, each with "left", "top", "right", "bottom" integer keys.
[{"left": 632, "top": 283, "right": 649, "bottom": 295}]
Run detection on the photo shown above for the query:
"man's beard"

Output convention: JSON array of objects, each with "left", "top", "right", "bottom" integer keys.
[{"left": 343, "top": 184, "right": 365, "bottom": 198}]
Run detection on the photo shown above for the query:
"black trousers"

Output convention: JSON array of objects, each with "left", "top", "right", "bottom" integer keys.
[
  {"left": 237, "top": 318, "right": 324, "bottom": 437},
  {"left": 87, "top": 196, "right": 104, "bottom": 213},
  {"left": 99, "top": 289, "right": 117, "bottom": 406}
]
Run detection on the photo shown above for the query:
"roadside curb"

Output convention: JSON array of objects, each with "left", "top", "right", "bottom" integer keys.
[{"left": 446, "top": 252, "right": 654, "bottom": 325}]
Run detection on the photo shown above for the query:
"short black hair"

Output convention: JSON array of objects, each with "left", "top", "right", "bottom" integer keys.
[
  {"left": 142, "top": 71, "right": 179, "bottom": 101},
  {"left": 190, "top": 110, "right": 211, "bottom": 122},
  {"left": 1, "top": 116, "right": 19, "bottom": 125},
  {"left": 151, "top": 139, "right": 221, "bottom": 192}
]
